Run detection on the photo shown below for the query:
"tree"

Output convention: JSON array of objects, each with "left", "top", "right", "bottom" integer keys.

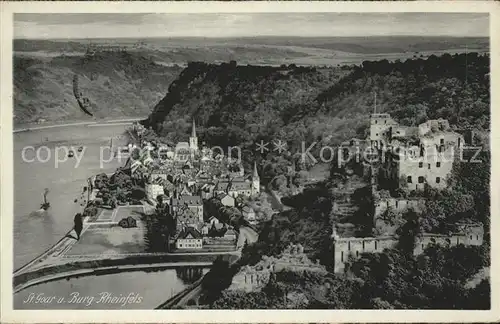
[
  {"left": 202, "top": 256, "right": 234, "bottom": 303},
  {"left": 396, "top": 209, "right": 420, "bottom": 254}
]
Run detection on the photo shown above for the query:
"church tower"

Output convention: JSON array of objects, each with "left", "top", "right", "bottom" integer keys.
[
  {"left": 189, "top": 119, "right": 198, "bottom": 153},
  {"left": 251, "top": 161, "right": 260, "bottom": 195}
]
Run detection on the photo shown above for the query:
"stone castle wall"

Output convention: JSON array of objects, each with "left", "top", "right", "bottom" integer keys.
[
  {"left": 332, "top": 223, "right": 484, "bottom": 273},
  {"left": 229, "top": 244, "right": 326, "bottom": 292},
  {"left": 374, "top": 198, "right": 426, "bottom": 218},
  {"left": 332, "top": 236, "right": 397, "bottom": 273}
]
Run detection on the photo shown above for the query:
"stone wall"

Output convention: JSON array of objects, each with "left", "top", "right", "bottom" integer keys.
[
  {"left": 228, "top": 244, "right": 326, "bottom": 292},
  {"left": 374, "top": 198, "right": 426, "bottom": 218},
  {"left": 332, "top": 223, "right": 484, "bottom": 273},
  {"left": 229, "top": 267, "right": 272, "bottom": 292},
  {"left": 332, "top": 236, "right": 397, "bottom": 273}
]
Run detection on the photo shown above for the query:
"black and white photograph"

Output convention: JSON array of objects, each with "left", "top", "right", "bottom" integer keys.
[{"left": 1, "top": 1, "right": 498, "bottom": 322}]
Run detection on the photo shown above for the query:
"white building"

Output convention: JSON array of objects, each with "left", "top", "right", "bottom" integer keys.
[
  {"left": 176, "top": 227, "right": 203, "bottom": 249},
  {"left": 145, "top": 184, "right": 164, "bottom": 205}
]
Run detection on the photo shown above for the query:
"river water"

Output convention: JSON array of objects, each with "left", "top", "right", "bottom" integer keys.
[
  {"left": 13, "top": 124, "right": 212, "bottom": 310},
  {"left": 13, "top": 124, "right": 130, "bottom": 270},
  {"left": 14, "top": 267, "right": 207, "bottom": 309}
]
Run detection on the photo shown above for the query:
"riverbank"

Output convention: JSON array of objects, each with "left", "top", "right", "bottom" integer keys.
[
  {"left": 13, "top": 117, "right": 146, "bottom": 133},
  {"left": 13, "top": 123, "right": 132, "bottom": 269},
  {"left": 14, "top": 202, "right": 240, "bottom": 294}
]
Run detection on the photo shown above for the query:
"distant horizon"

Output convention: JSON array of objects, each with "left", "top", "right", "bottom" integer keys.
[
  {"left": 14, "top": 35, "right": 491, "bottom": 41},
  {"left": 14, "top": 13, "right": 489, "bottom": 39}
]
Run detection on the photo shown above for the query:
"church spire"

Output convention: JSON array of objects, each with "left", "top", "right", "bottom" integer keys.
[
  {"left": 189, "top": 118, "right": 198, "bottom": 153},
  {"left": 191, "top": 119, "right": 196, "bottom": 138},
  {"left": 253, "top": 161, "right": 259, "bottom": 179}
]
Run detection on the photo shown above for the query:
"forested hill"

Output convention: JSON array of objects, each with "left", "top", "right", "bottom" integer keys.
[
  {"left": 316, "top": 53, "right": 490, "bottom": 130},
  {"left": 146, "top": 53, "right": 489, "bottom": 154}
]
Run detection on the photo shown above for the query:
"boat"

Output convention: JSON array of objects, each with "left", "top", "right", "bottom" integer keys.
[{"left": 40, "top": 188, "right": 50, "bottom": 210}]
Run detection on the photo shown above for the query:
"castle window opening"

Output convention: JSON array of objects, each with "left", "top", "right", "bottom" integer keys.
[
  {"left": 436, "top": 162, "right": 441, "bottom": 167},
  {"left": 440, "top": 138, "right": 444, "bottom": 145},
  {"left": 418, "top": 176, "right": 425, "bottom": 184},
  {"left": 428, "top": 164, "right": 431, "bottom": 169},
  {"left": 419, "top": 162, "right": 423, "bottom": 168},
  {"left": 341, "top": 251, "right": 344, "bottom": 262},
  {"left": 436, "top": 177, "right": 441, "bottom": 184},
  {"left": 356, "top": 251, "right": 359, "bottom": 257},
  {"left": 470, "top": 235, "right": 473, "bottom": 240},
  {"left": 407, "top": 176, "right": 412, "bottom": 183},
  {"left": 348, "top": 242, "right": 351, "bottom": 251},
  {"left": 374, "top": 241, "right": 378, "bottom": 250},
  {"left": 477, "top": 235, "right": 479, "bottom": 240},
  {"left": 422, "top": 244, "right": 424, "bottom": 250},
  {"left": 384, "top": 120, "right": 387, "bottom": 124},
  {"left": 375, "top": 120, "right": 378, "bottom": 124},
  {"left": 362, "top": 241, "right": 365, "bottom": 250}
]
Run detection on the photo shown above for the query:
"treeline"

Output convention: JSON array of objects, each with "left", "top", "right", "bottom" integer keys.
[
  {"left": 211, "top": 242, "right": 490, "bottom": 309},
  {"left": 316, "top": 53, "right": 490, "bottom": 130},
  {"left": 145, "top": 53, "right": 489, "bottom": 186}
]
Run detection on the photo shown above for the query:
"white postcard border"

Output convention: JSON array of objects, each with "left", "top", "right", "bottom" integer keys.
[{"left": 1, "top": 1, "right": 499, "bottom": 323}]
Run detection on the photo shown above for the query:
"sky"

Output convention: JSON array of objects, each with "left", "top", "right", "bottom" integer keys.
[{"left": 14, "top": 13, "right": 489, "bottom": 39}]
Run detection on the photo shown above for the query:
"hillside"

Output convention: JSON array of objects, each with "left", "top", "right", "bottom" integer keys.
[
  {"left": 14, "top": 36, "right": 489, "bottom": 55},
  {"left": 13, "top": 51, "right": 182, "bottom": 126},
  {"left": 145, "top": 52, "right": 490, "bottom": 157}
]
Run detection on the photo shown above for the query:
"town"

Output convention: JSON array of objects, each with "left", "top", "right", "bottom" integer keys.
[{"left": 87, "top": 120, "right": 260, "bottom": 253}]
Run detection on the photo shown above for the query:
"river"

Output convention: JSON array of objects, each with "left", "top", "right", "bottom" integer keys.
[
  {"left": 13, "top": 124, "right": 130, "bottom": 270},
  {"left": 14, "top": 267, "right": 207, "bottom": 309}
]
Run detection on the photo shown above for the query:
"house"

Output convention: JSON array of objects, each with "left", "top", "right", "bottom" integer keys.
[
  {"left": 208, "top": 216, "right": 220, "bottom": 226},
  {"left": 170, "top": 195, "right": 203, "bottom": 224},
  {"left": 208, "top": 221, "right": 226, "bottom": 237},
  {"left": 174, "top": 142, "right": 191, "bottom": 162},
  {"left": 200, "top": 183, "right": 216, "bottom": 199},
  {"left": 175, "top": 206, "right": 200, "bottom": 229},
  {"left": 212, "top": 162, "right": 260, "bottom": 198},
  {"left": 176, "top": 227, "right": 203, "bottom": 249},
  {"left": 242, "top": 205, "right": 256, "bottom": 224},
  {"left": 217, "top": 193, "right": 235, "bottom": 207},
  {"left": 145, "top": 184, "right": 164, "bottom": 205},
  {"left": 201, "top": 224, "right": 210, "bottom": 235},
  {"left": 224, "top": 228, "right": 238, "bottom": 241},
  {"left": 151, "top": 169, "right": 170, "bottom": 182}
]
